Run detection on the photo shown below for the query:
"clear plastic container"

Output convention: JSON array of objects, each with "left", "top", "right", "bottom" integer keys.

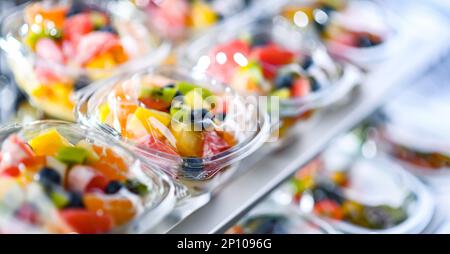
[
  {"left": 0, "top": 120, "right": 175, "bottom": 234},
  {"left": 131, "top": 0, "right": 264, "bottom": 43},
  {"left": 277, "top": 132, "right": 434, "bottom": 233},
  {"left": 226, "top": 200, "right": 337, "bottom": 234},
  {"left": 76, "top": 66, "right": 270, "bottom": 197},
  {"left": 179, "top": 12, "right": 362, "bottom": 121},
  {"left": 0, "top": 0, "right": 170, "bottom": 121},
  {"left": 278, "top": 0, "right": 398, "bottom": 68},
  {"left": 375, "top": 70, "right": 450, "bottom": 181}
]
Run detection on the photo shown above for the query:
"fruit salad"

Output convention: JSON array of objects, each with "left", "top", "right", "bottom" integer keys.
[
  {"left": 133, "top": 0, "right": 255, "bottom": 41},
  {"left": 1, "top": 0, "right": 168, "bottom": 121},
  {"left": 182, "top": 16, "right": 360, "bottom": 120},
  {"left": 281, "top": 0, "right": 390, "bottom": 64},
  {"left": 290, "top": 158, "right": 414, "bottom": 230},
  {"left": 77, "top": 67, "right": 269, "bottom": 194},
  {"left": 0, "top": 121, "right": 174, "bottom": 234}
]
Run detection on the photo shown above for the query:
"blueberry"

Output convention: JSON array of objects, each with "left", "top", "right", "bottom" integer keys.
[
  {"left": 313, "top": 182, "right": 344, "bottom": 204},
  {"left": 275, "top": 74, "right": 294, "bottom": 89},
  {"left": 174, "top": 90, "right": 183, "bottom": 97},
  {"left": 37, "top": 167, "right": 61, "bottom": 186},
  {"left": 251, "top": 33, "right": 270, "bottom": 47},
  {"left": 164, "top": 83, "right": 175, "bottom": 88},
  {"left": 309, "top": 77, "right": 320, "bottom": 92},
  {"left": 105, "top": 180, "right": 123, "bottom": 194},
  {"left": 66, "top": 192, "right": 84, "bottom": 208},
  {"left": 190, "top": 109, "right": 212, "bottom": 130},
  {"left": 14, "top": 89, "right": 28, "bottom": 111},
  {"left": 66, "top": 1, "right": 87, "bottom": 17},
  {"left": 301, "top": 55, "right": 313, "bottom": 70},
  {"left": 357, "top": 35, "right": 375, "bottom": 48},
  {"left": 125, "top": 179, "right": 148, "bottom": 196},
  {"left": 98, "top": 25, "right": 118, "bottom": 35},
  {"left": 73, "top": 77, "right": 91, "bottom": 91}
]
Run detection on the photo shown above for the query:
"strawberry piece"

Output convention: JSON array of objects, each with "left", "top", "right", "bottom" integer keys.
[
  {"left": 291, "top": 77, "right": 311, "bottom": 97},
  {"left": 75, "top": 32, "right": 122, "bottom": 66},
  {"left": 1, "top": 166, "right": 20, "bottom": 178},
  {"left": 207, "top": 40, "right": 250, "bottom": 83},
  {"left": 35, "top": 38, "right": 65, "bottom": 64},
  {"left": 138, "top": 135, "right": 178, "bottom": 156},
  {"left": 59, "top": 209, "right": 113, "bottom": 234},
  {"left": 147, "top": 0, "right": 189, "bottom": 39},
  {"left": 250, "top": 44, "right": 295, "bottom": 66},
  {"left": 314, "top": 199, "right": 344, "bottom": 220},
  {"left": 67, "top": 165, "right": 108, "bottom": 193},
  {"left": 202, "top": 131, "right": 231, "bottom": 157},
  {"left": 63, "top": 13, "right": 93, "bottom": 45}
]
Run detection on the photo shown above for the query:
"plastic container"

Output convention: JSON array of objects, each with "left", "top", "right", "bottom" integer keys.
[
  {"left": 0, "top": 120, "right": 175, "bottom": 234},
  {"left": 277, "top": 132, "right": 435, "bottom": 234},
  {"left": 0, "top": 0, "right": 170, "bottom": 121},
  {"left": 131, "top": 0, "right": 264, "bottom": 43},
  {"left": 280, "top": 0, "right": 398, "bottom": 68},
  {"left": 76, "top": 66, "right": 270, "bottom": 197},
  {"left": 179, "top": 13, "right": 362, "bottom": 123},
  {"left": 227, "top": 200, "right": 338, "bottom": 234},
  {"left": 374, "top": 68, "right": 450, "bottom": 186}
]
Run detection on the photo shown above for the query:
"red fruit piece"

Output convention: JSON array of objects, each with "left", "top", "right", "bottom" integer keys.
[
  {"left": 59, "top": 209, "right": 113, "bottom": 234},
  {"left": 139, "top": 97, "right": 171, "bottom": 112},
  {"left": 35, "top": 38, "right": 65, "bottom": 64},
  {"left": 75, "top": 31, "right": 122, "bottom": 66},
  {"left": 202, "top": 131, "right": 231, "bottom": 157},
  {"left": 68, "top": 165, "right": 108, "bottom": 193},
  {"left": 314, "top": 199, "right": 344, "bottom": 220},
  {"left": 138, "top": 135, "right": 178, "bottom": 156},
  {"left": 291, "top": 77, "right": 311, "bottom": 97},
  {"left": 15, "top": 204, "right": 39, "bottom": 225},
  {"left": 63, "top": 13, "right": 93, "bottom": 45},
  {"left": 0, "top": 135, "right": 34, "bottom": 171},
  {"left": 251, "top": 44, "right": 295, "bottom": 66},
  {"left": 207, "top": 39, "right": 250, "bottom": 83},
  {"left": 1, "top": 166, "right": 20, "bottom": 178},
  {"left": 147, "top": 0, "right": 189, "bottom": 39}
]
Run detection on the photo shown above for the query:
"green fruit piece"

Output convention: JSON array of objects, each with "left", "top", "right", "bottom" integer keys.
[
  {"left": 56, "top": 147, "right": 88, "bottom": 165},
  {"left": 270, "top": 88, "right": 291, "bottom": 99},
  {"left": 91, "top": 12, "right": 108, "bottom": 29},
  {"left": 139, "top": 87, "right": 163, "bottom": 99},
  {"left": 50, "top": 190, "right": 69, "bottom": 208},
  {"left": 125, "top": 179, "right": 149, "bottom": 196},
  {"left": 161, "top": 87, "right": 178, "bottom": 102},
  {"left": 184, "top": 89, "right": 206, "bottom": 109},
  {"left": 76, "top": 140, "right": 100, "bottom": 164},
  {"left": 176, "top": 82, "right": 213, "bottom": 98}
]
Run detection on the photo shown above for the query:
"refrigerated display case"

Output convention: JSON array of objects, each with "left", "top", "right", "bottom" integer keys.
[{"left": 1, "top": 0, "right": 450, "bottom": 234}]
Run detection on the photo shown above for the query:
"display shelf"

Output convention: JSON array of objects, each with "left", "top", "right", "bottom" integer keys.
[{"left": 164, "top": 8, "right": 450, "bottom": 234}]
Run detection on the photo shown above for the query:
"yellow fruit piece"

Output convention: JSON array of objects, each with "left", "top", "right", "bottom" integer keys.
[
  {"left": 86, "top": 52, "right": 117, "bottom": 70},
  {"left": 190, "top": 2, "right": 218, "bottom": 29},
  {"left": 98, "top": 103, "right": 111, "bottom": 123},
  {"left": 28, "top": 128, "right": 72, "bottom": 156},
  {"left": 126, "top": 107, "right": 172, "bottom": 139},
  {"left": 171, "top": 124, "right": 203, "bottom": 157}
]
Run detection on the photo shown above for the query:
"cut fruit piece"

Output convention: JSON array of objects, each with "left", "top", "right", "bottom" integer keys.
[
  {"left": 76, "top": 140, "right": 100, "bottom": 164},
  {"left": 56, "top": 147, "right": 88, "bottom": 165},
  {"left": 176, "top": 82, "right": 213, "bottom": 98},
  {"left": 92, "top": 146, "right": 128, "bottom": 172},
  {"left": 190, "top": 1, "right": 218, "bottom": 28},
  {"left": 250, "top": 44, "right": 295, "bottom": 66},
  {"left": 28, "top": 129, "right": 72, "bottom": 156},
  {"left": 67, "top": 165, "right": 108, "bottom": 192},
  {"left": 98, "top": 104, "right": 111, "bottom": 123},
  {"left": 207, "top": 39, "right": 250, "bottom": 83},
  {"left": 203, "top": 131, "right": 231, "bottom": 157},
  {"left": 84, "top": 194, "right": 136, "bottom": 226},
  {"left": 0, "top": 134, "right": 35, "bottom": 170},
  {"left": 138, "top": 135, "right": 178, "bottom": 156},
  {"left": 184, "top": 89, "right": 214, "bottom": 109},
  {"left": 59, "top": 209, "right": 113, "bottom": 234},
  {"left": 35, "top": 38, "right": 65, "bottom": 64},
  {"left": 291, "top": 77, "right": 311, "bottom": 97},
  {"left": 127, "top": 107, "right": 172, "bottom": 138},
  {"left": 270, "top": 88, "right": 291, "bottom": 99},
  {"left": 171, "top": 124, "right": 203, "bottom": 157},
  {"left": 138, "top": 97, "right": 171, "bottom": 112}
]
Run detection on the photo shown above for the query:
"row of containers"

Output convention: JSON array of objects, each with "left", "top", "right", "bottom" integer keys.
[
  {"left": 228, "top": 53, "right": 450, "bottom": 234},
  {"left": 0, "top": 0, "right": 414, "bottom": 233}
]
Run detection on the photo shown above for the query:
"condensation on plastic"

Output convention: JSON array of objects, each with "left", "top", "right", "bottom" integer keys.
[
  {"left": 178, "top": 8, "right": 362, "bottom": 120},
  {"left": 0, "top": 0, "right": 170, "bottom": 120},
  {"left": 0, "top": 120, "right": 175, "bottom": 233},
  {"left": 76, "top": 66, "right": 270, "bottom": 196}
]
